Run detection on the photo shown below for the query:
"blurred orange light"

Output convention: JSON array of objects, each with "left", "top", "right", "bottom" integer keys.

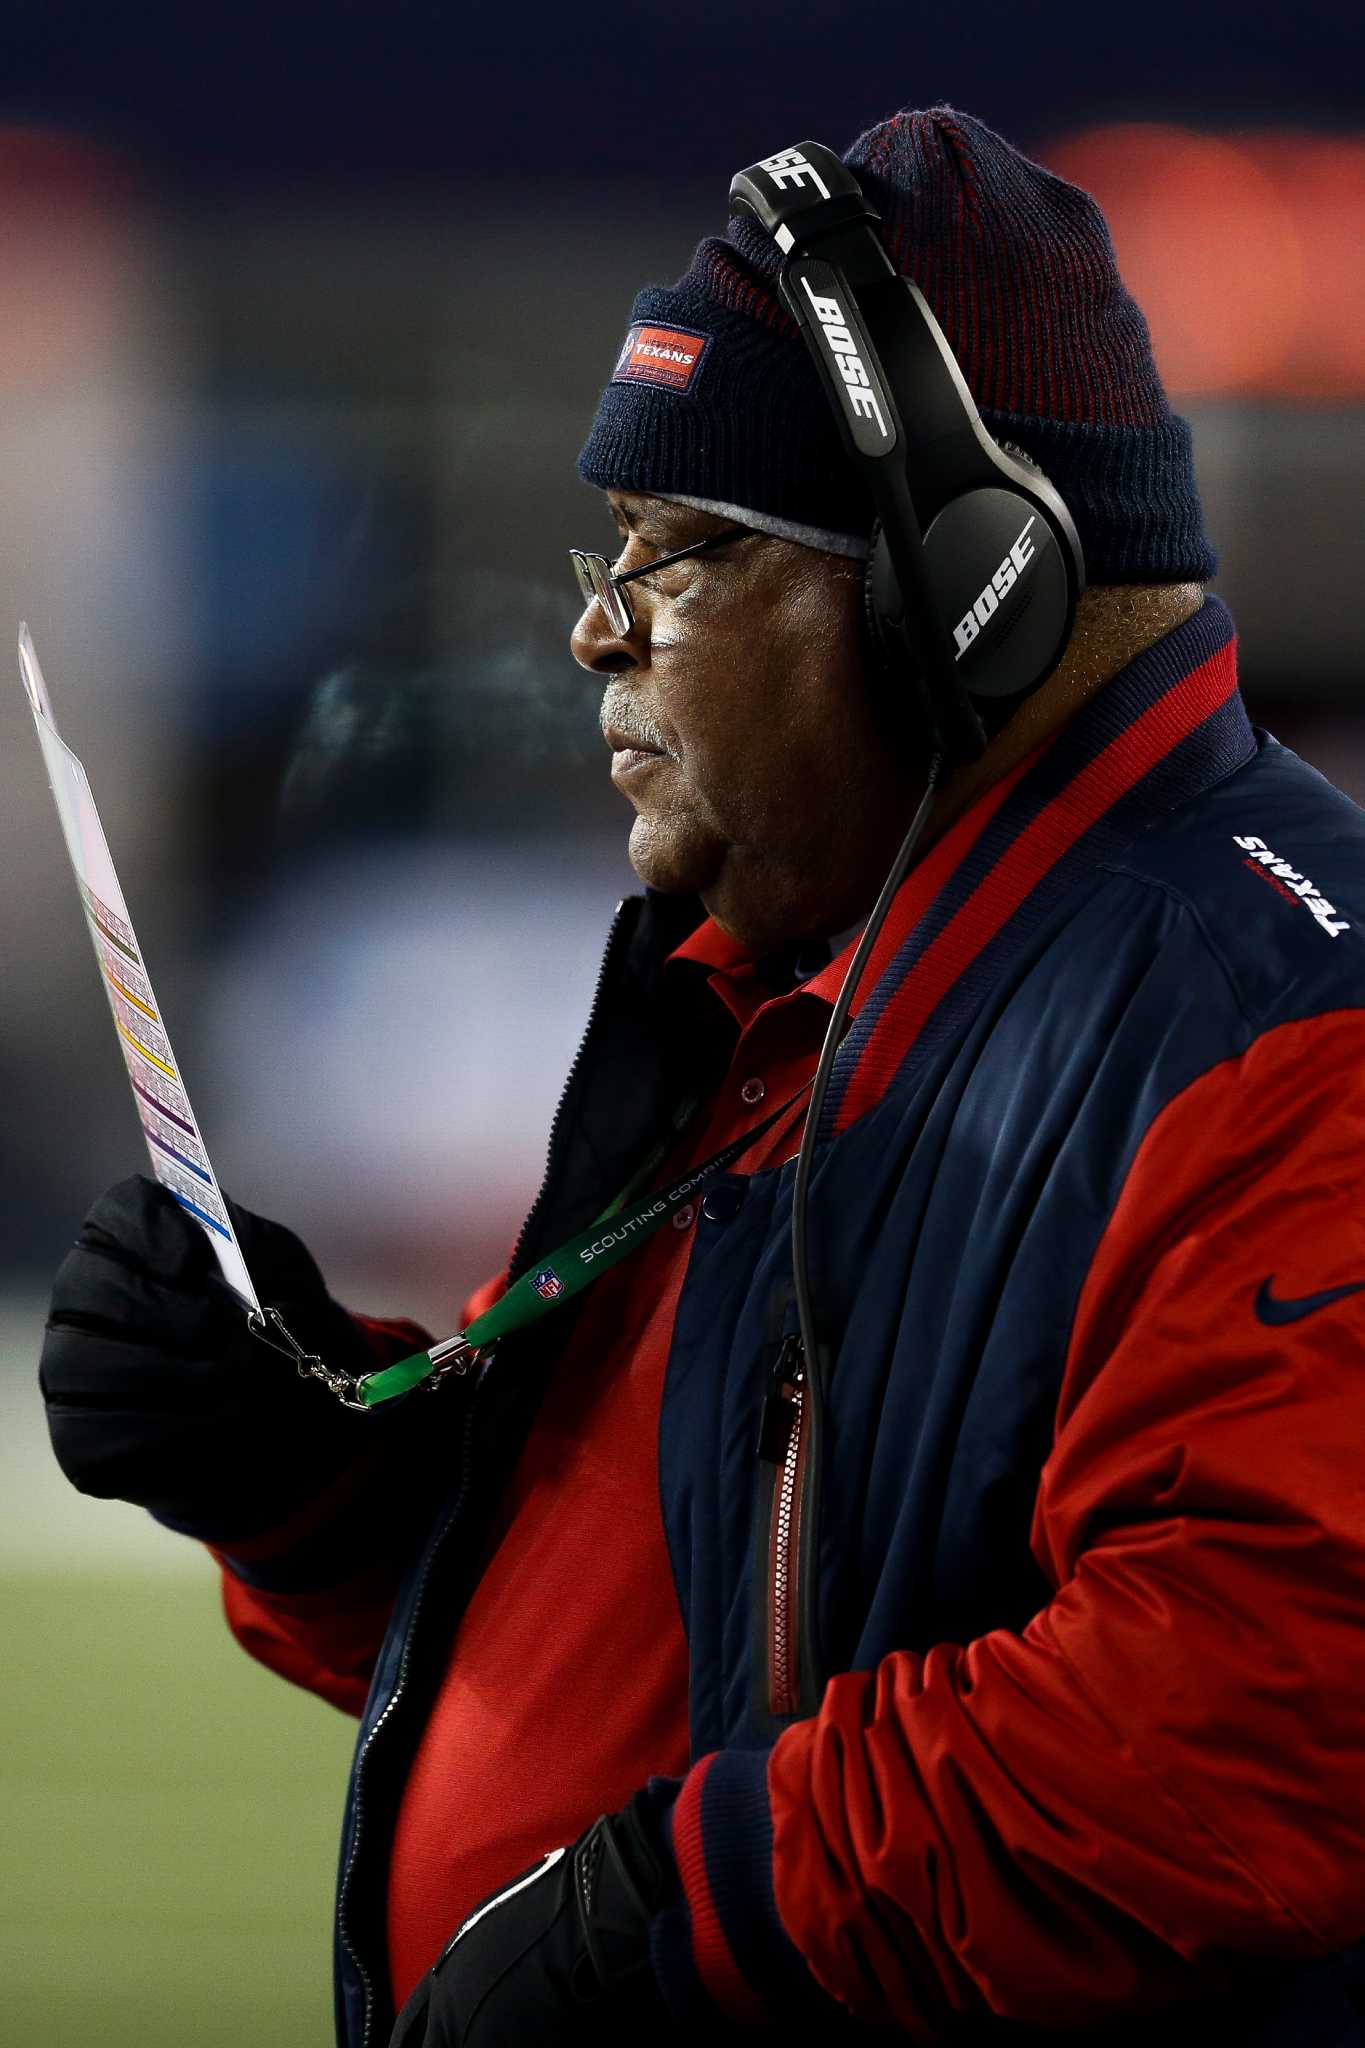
[
  {"left": 1251, "top": 134, "right": 1365, "bottom": 400},
  {"left": 1044, "top": 123, "right": 1307, "bottom": 398},
  {"left": 0, "top": 125, "right": 141, "bottom": 390}
]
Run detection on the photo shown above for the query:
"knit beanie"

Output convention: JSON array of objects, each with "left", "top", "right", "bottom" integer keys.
[{"left": 577, "top": 106, "right": 1216, "bottom": 583}]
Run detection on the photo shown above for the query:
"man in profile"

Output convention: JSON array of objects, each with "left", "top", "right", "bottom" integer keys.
[{"left": 41, "top": 105, "right": 1365, "bottom": 2047}]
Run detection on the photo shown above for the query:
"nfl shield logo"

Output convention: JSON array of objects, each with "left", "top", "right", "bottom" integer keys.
[{"left": 532, "top": 1266, "right": 565, "bottom": 1301}]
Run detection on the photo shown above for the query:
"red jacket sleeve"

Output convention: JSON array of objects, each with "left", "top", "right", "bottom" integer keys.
[{"left": 659, "top": 1009, "right": 1365, "bottom": 2032}]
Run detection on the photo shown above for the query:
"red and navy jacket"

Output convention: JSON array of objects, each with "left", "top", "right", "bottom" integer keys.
[{"left": 210, "top": 596, "right": 1365, "bottom": 2046}]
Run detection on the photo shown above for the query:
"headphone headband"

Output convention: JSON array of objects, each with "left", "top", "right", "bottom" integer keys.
[{"left": 730, "top": 141, "right": 1086, "bottom": 763}]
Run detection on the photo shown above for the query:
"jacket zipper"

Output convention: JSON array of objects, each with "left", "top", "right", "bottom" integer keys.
[
  {"left": 507, "top": 901, "right": 631, "bottom": 1281},
  {"left": 342, "top": 907, "right": 637, "bottom": 2037},
  {"left": 758, "top": 1334, "right": 807, "bottom": 1718},
  {"left": 337, "top": 1373, "right": 485, "bottom": 2048}
]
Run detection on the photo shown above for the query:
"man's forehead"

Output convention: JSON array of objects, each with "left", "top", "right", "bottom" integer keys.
[
  {"left": 603, "top": 486, "right": 872, "bottom": 561},
  {"left": 606, "top": 490, "right": 717, "bottom": 532},
  {"left": 609, "top": 485, "right": 875, "bottom": 561}
]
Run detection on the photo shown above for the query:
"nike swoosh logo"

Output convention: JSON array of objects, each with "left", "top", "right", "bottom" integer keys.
[{"left": 1254, "top": 1275, "right": 1365, "bottom": 1325}]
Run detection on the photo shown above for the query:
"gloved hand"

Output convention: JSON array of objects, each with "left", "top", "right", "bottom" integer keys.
[
  {"left": 388, "top": 1790, "right": 682, "bottom": 2048},
  {"left": 41, "top": 1173, "right": 381, "bottom": 1531}
]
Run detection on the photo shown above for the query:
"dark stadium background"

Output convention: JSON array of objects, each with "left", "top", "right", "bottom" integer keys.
[{"left": 2, "top": 5, "right": 1361, "bottom": 2042}]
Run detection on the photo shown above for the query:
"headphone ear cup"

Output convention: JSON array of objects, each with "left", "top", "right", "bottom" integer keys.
[{"left": 919, "top": 487, "right": 1074, "bottom": 713}]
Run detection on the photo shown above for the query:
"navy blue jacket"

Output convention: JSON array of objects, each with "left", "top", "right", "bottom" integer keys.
[{"left": 216, "top": 597, "right": 1365, "bottom": 2045}]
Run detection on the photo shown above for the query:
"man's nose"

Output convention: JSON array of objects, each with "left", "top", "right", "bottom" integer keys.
[{"left": 570, "top": 595, "right": 645, "bottom": 676}]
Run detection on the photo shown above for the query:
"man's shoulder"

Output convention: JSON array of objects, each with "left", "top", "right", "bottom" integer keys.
[{"left": 1098, "top": 725, "right": 1365, "bottom": 1033}]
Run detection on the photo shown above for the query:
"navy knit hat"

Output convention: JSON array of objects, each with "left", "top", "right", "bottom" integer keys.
[{"left": 577, "top": 106, "right": 1216, "bottom": 582}]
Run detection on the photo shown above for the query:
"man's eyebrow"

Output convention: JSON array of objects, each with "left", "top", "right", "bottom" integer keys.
[{"left": 609, "top": 495, "right": 686, "bottom": 537}]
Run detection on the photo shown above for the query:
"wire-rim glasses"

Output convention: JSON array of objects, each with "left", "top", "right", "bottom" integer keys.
[{"left": 569, "top": 524, "right": 750, "bottom": 636}]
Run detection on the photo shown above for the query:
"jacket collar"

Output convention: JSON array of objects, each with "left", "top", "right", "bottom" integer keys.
[{"left": 825, "top": 592, "right": 1249, "bottom": 1134}]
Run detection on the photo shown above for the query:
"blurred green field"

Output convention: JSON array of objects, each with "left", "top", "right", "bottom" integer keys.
[{"left": 2, "top": 1571, "right": 358, "bottom": 2048}]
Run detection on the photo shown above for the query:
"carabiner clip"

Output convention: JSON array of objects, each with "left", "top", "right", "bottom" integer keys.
[{"left": 245, "top": 1305, "right": 372, "bottom": 1412}]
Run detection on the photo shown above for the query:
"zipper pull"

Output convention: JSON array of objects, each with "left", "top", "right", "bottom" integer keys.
[{"left": 757, "top": 1334, "right": 805, "bottom": 1464}]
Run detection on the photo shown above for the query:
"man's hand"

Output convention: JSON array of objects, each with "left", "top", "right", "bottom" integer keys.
[
  {"left": 40, "top": 1173, "right": 377, "bottom": 1530},
  {"left": 389, "top": 1792, "right": 681, "bottom": 2048}
]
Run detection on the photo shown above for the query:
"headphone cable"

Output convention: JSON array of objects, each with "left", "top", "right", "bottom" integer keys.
[
  {"left": 791, "top": 748, "right": 944, "bottom": 1353},
  {"left": 787, "top": 748, "right": 943, "bottom": 1705}
]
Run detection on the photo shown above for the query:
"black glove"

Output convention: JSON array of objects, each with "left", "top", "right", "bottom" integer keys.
[
  {"left": 41, "top": 1173, "right": 381, "bottom": 1531},
  {"left": 389, "top": 1791, "right": 683, "bottom": 2048}
]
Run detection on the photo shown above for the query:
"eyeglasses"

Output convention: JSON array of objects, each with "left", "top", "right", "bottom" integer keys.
[{"left": 569, "top": 524, "right": 751, "bottom": 637}]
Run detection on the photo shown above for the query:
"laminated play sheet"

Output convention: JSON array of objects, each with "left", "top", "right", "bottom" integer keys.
[{"left": 20, "top": 625, "right": 260, "bottom": 1310}]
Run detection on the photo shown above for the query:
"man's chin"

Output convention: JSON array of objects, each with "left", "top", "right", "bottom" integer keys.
[{"left": 626, "top": 814, "right": 726, "bottom": 899}]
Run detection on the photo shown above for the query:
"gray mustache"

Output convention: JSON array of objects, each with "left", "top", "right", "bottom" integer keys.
[{"left": 599, "top": 684, "right": 675, "bottom": 758}]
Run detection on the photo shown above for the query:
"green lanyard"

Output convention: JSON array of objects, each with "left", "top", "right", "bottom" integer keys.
[{"left": 355, "top": 1080, "right": 812, "bottom": 1407}]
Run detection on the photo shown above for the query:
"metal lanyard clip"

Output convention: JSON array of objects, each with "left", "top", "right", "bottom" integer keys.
[{"left": 245, "top": 1305, "right": 372, "bottom": 1412}]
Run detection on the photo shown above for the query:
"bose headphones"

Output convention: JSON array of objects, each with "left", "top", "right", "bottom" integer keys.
[
  {"left": 725, "top": 144, "right": 1089, "bottom": 1714},
  {"left": 728, "top": 142, "right": 1086, "bottom": 768}
]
